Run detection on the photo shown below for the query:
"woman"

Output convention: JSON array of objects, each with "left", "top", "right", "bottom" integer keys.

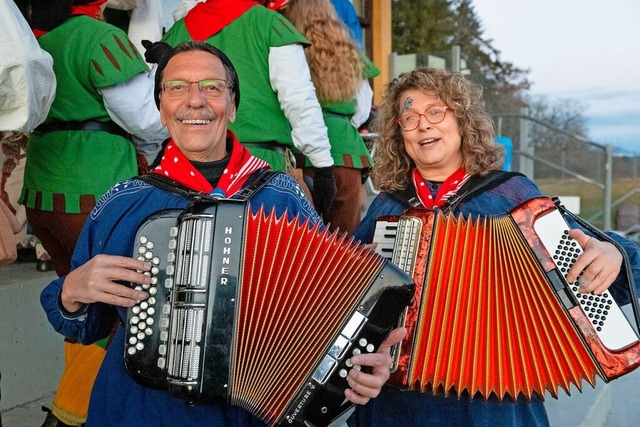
[
  {"left": 284, "top": 0, "right": 378, "bottom": 234},
  {"left": 351, "top": 67, "right": 640, "bottom": 426}
]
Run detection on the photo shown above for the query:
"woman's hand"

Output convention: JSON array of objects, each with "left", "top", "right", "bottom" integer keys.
[
  {"left": 60, "top": 254, "right": 151, "bottom": 313},
  {"left": 565, "top": 229, "right": 622, "bottom": 295}
]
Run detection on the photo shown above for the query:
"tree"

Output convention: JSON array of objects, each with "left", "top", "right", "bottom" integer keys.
[{"left": 391, "top": 0, "right": 531, "bottom": 115}]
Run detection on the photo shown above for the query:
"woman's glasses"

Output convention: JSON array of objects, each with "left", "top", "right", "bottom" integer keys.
[{"left": 397, "top": 106, "right": 450, "bottom": 131}]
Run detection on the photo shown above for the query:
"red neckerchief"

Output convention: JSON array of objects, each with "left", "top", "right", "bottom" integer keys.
[
  {"left": 70, "top": 0, "right": 107, "bottom": 20},
  {"left": 152, "top": 130, "right": 270, "bottom": 197},
  {"left": 185, "top": 0, "right": 259, "bottom": 41},
  {"left": 412, "top": 167, "right": 471, "bottom": 209}
]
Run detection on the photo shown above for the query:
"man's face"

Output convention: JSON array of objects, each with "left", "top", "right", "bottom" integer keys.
[{"left": 159, "top": 50, "right": 236, "bottom": 162}]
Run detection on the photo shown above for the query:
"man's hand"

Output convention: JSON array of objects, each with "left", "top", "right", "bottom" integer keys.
[
  {"left": 311, "top": 166, "right": 337, "bottom": 217},
  {"left": 343, "top": 327, "right": 407, "bottom": 405},
  {"left": 60, "top": 254, "right": 151, "bottom": 313}
]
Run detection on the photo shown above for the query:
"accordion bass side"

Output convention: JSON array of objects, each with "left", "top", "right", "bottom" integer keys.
[
  {"left": 124, "top": 199, "right": 414, "bottom": 426},
  {"left": 373, "top": 196, "right": 640, "bottom": 400}
]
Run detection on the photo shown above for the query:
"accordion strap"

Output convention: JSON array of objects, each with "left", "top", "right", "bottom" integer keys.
[
  {"left": 136, "top": 169, "right": 279, "bottom": 202},
  {"left": 388, "top": 170, "right": 525, "bottom": 212},
  {"left": 441, "top": 170, "right": 525, "bottom": 214}
]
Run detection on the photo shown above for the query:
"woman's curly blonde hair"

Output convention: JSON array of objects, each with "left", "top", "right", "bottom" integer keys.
[
  {"left": 284, "top": 0, "right": 363, "bottom": 102},
  {"left": 371, "top": 68, "right": 504, "bottom": 192}
]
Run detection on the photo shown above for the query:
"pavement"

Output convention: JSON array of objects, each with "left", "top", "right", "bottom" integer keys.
[{"left": 1, "top": 240, "right": 640, "bottom": 426}]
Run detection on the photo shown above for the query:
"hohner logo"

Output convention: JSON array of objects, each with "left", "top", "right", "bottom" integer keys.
[{"left": 219, "top": 226, "right": 234, "bottom": 286}]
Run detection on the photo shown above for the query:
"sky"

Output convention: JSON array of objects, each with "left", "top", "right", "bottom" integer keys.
[{"left": 472, "top": 0, "right": 640, "bottom": 155}]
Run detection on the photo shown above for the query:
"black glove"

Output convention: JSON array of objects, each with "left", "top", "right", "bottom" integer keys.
[
  {"left": 311, "top": 166, "right": 337, "bottom": 218},
  {"left": 141, "top": 40, "right": 172, "bottom": 64}
]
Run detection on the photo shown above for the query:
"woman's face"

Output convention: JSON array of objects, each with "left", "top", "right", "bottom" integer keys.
[{"left": 398, "top": 89, "right": 463, "bottom": 181}]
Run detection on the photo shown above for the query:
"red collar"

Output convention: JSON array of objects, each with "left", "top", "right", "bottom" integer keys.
[
  {"left": 185, "top": 0, "right": 259, "bottom": 41},
  {"left": 151, "top": 130, "right": 270, "bottom": 197},
  {"left": 412, "top": 167, "right": 471, "bottom": 209}
]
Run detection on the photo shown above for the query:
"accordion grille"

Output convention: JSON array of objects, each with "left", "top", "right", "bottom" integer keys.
[
  {"left": 408, "top": 213, "right": 598, "bottom": 400},
  {"left": 231, "top": 208, "right": 385, "bottom": 423}
]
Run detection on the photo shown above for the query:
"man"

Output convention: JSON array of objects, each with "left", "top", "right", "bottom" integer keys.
[
  {"left": 40, "top": 41, "right": 404, "bottom": 426},
  {"left": 161, "top": 0, "right": 337, "bottom": 218}
]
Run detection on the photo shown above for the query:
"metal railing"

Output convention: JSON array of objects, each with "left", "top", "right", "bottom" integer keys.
[{"left": 495, "top": 113, "right": 614, "bottom": 229}]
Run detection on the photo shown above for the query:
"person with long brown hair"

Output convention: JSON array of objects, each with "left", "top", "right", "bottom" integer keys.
[
  {"left": 352, "top": 67, "right": 640, "bottom": 426},
  {"left": 283, "top": 0, "right": 378, "bottom": 234}
]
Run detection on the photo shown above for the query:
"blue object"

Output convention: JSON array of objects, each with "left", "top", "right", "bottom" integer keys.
[{"left": 495, "top": 136, "right": 512, "bottom": 171}]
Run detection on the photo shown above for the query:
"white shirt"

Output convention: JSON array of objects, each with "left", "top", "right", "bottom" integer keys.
[
  {"left": 100, "top": 70, "right": 169, "bottom": 163},
  {"left": 0, "top": 0, "right": 56, "bottom": 132},
  {"left": 269, "top": 44, "right": 333, "bottom": 168}
]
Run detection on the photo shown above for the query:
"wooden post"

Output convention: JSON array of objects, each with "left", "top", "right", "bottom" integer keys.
[{"left": 370, "top": 0, "right": 391, "bottom": 106}]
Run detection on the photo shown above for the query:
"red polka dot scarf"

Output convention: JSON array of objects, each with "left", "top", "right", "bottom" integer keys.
[
  {"left": 152, "top": 130, "right": 270, "bottom": 198},
  {"left": 412, "top": 166, "right": 471, "bottom": 209}
]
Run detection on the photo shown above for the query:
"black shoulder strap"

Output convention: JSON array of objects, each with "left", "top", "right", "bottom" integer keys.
[
  {"left": 386, "top": 185, "right": 421, "bottom": 208},
  {"left": 441, "top": 171, "right": 525, "bottom": 214},
  {"left": 136, "top": 169, "right": 279, "bottom": 201}
]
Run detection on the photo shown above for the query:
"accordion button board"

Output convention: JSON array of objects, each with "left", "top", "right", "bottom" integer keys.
[{"left": 533, "top": 208, "right": 638, "bottom": 351}]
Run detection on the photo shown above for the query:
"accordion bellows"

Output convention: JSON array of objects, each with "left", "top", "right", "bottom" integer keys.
[
  {"left": 124, "top": 199, "right": 414, "bottom": 426},
  {"left": 375, "top": 197, "right": 640, "bottom": 401}
]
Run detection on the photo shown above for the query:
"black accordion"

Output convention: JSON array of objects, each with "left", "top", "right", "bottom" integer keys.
[{"left": 124, "top": 199, "right": 414, "bottom": 426}]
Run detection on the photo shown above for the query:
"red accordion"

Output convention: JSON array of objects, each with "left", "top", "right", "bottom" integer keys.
[
  {"left": 373, "top": 196, "right": 640, "bottom": 400},
  {"left": 124, "top": 199, "right": 414, "bottom": 426}
]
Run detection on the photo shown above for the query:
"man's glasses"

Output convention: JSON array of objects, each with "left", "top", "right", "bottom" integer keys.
[
  {"left": 161, "top": 79, "right": 230, "bottom": 99},
  {"left": 397, "top": 106, "right": 450, "bottom": 131}
]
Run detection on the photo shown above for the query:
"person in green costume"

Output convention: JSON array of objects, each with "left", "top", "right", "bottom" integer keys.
[
  {"left": 15, "top": 1, "right": 168, "bottom": 425},
  {"left": 283, "top": 0, "right": 379, "bottom": 235}
]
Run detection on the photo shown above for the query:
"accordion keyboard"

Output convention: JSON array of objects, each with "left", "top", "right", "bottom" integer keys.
[
  {"left": 534, "top": 209, "right": 638, "bottom": 350},
  {"left": 372, "top": 219, "right": 398, "bottom": 261}
]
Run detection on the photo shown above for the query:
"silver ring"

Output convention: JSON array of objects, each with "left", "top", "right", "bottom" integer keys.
[{"left": 578, "top": 277, "right": 590, "bottom": 287}]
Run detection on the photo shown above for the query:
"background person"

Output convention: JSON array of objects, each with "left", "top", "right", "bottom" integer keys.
[
  {"left": 0, "top": 0, "right": 56, "bottom": 424},
  {"left": 283, "top": 0, "right": 378, "bottom": 235},
  {"left": 16, "top": 0, "right": 168, "bottom": 425}
]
